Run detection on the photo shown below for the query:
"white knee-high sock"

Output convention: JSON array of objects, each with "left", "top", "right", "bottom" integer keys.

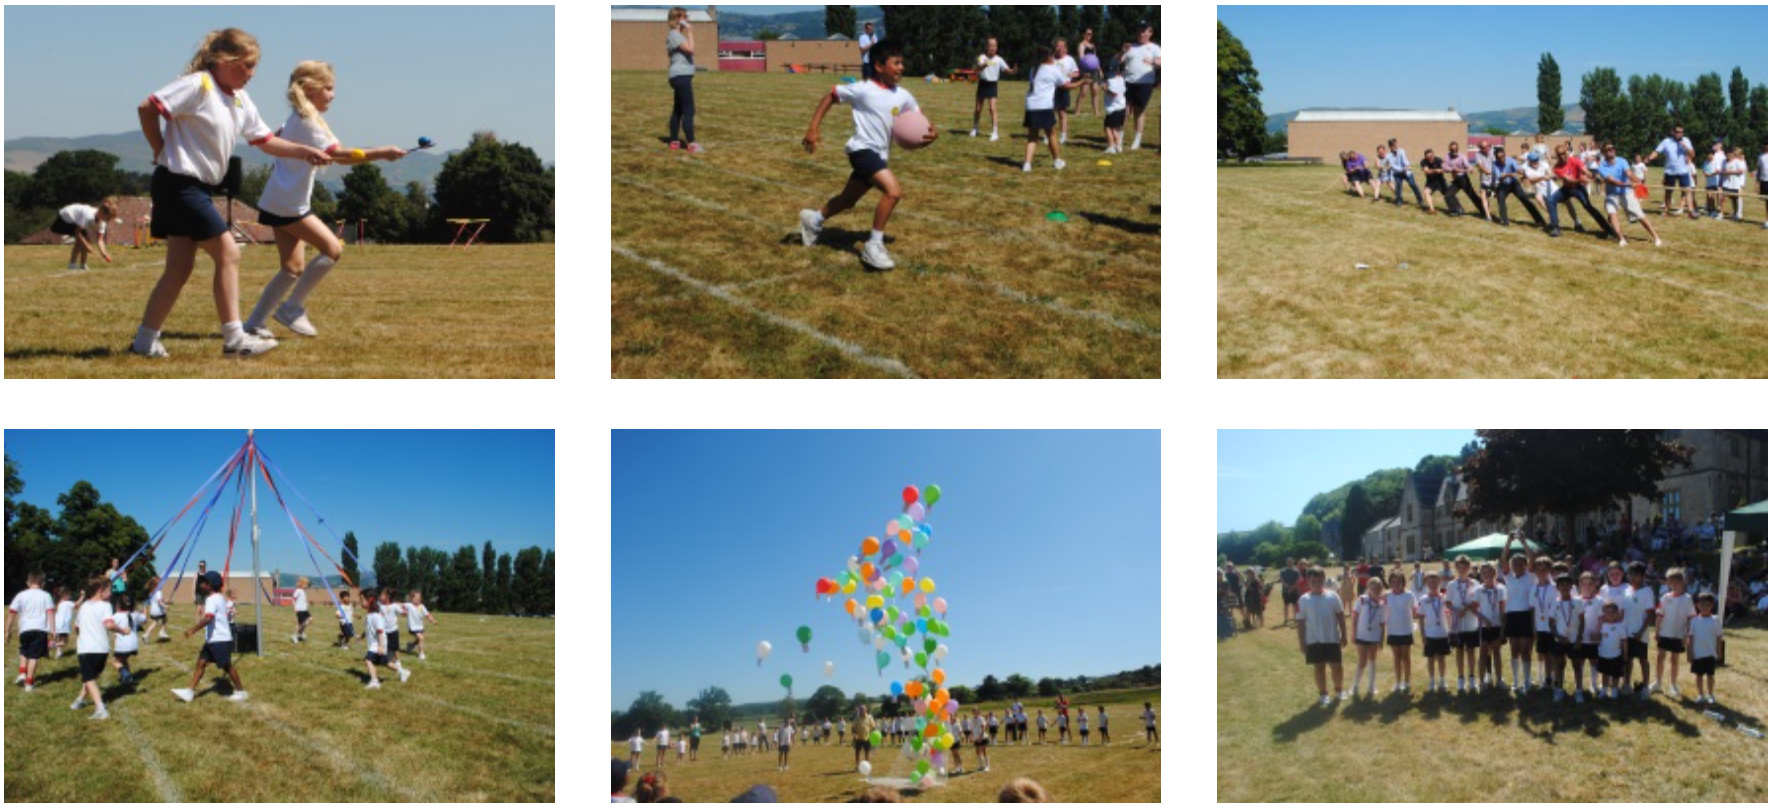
[
  {"left": 285, "top": 255, "right": 335, "bottom": 308},
  {"left": 245, "top": 272, "right": 298, "bottom": 330}
]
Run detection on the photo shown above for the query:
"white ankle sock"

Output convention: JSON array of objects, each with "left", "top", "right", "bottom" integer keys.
[
  {"left": 133, "top": 324, "right": 161, "bottom": 352},
  {"left": 246, "top": 272, "right": 299, "bottom": 330},
  {"left": 286, "top": 255, "right": 335, "bottom": 308},
  {"left": 221, "top": 321, "right": 245, "bottom": 343},
  {"left": 869, "top": 230, "right": 884, "bottom": 245}
]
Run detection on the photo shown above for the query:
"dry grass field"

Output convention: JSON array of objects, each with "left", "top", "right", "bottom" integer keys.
[
  {"left": 4, "top": 243, "right": 555, "bottom": 378},
  {"left": 1218, "top": 614, "right": 1767, "bottom": 802},
  {"left": 1217, "top": 165, "right": 1767, "bottom": 378},
  {"left": 611, "top": 71, "right": 1162, "bottom": 378},
  {"left": 610, "top": 686, "right": 1160, "bottom": 802},
  {"left": 4, "top": 610, "right": 554, "bottom": 802}
]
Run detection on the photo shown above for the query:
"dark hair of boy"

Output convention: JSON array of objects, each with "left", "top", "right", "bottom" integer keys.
[
  {"left": 1627, "top": 561, "right": 1646, "bottom": 576},
  {"left": 871, "top": 40, "right": 903, "bottom": 68}
]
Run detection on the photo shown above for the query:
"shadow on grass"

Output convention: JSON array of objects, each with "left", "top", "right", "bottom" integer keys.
[
  {"left": 1077, "top": 211, "right": 1160, "bottom": 236},
  {"left": 4, "top": 346, "right": 119, "bottom": 361},
  {"left": 27, "top": 664, "right": 81, "bottom": 687},
  {"left": 1152, "top": 205, "right": 1160, "bottom": 215},
  {"left": 1271, "top": 701, "right": 1338, "bottom": 742},
  {"left": 985, "top": 156, "right": 1026, "bottom": 170},
  {"left": 100, "top": 668, "right": 158, "bottom": 703}
]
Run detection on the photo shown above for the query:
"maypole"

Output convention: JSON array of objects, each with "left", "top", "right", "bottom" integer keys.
[{"left": 249, "top": 429, "right": 264, "bottom": 657}]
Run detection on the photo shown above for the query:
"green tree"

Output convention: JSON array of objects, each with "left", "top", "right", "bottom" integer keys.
[
  {"left": 1537, "top": 53, "right": 1564, "bottom": 135},
  {"left": 493, "top": 552, "right": 513, "bottom": 614},
  {"left": 824, "top": 5, "right": 857, "bottom": 38},
  {"left": 1661, "top": 77, "right": 1694, "bottom": 137},
  {"left": 512, "top": 546, "right": 543, "bottom": 615},
  {"left": 340, "top": 530, "right": 361, "bottom": 589},
  {"left": 1035, "top": 676, "right": 1059, "bottom": 697},
  {"left": 1690, "top": 72, "right": 1727, "bottom": 142},
  {"left": 976, "top": 674, "right": 1004, "bottom": 702},
  {"left": 1340, "top": 484, "right": 1368, "bottom": 561},
  {"left": 686, "top": 685, "right": 735, "bottom": 732},
  {"left": 1625, "top": 74, "right": 1667, "bottom": 158},
  {"left": 480, "top": 541, "right": 496, "bottom": 611},
  {"left": 621, "top": 691, "right": 676, "bottom": 740},
  {"left": 1414, "top": 454, "right": 1458, "bottom": 479},
  {"left": 1218, "top": 22, "right": 1266, "bottom": 159},
  {"left": 1079, "top": 5, "right": 1104, "bottom": 44},
  {"left": 336, "top": 163, "right": 409, "bottom": 243},
  {"left": 238, "top": 163, "right": 273, "bottom": 211},
  {"left": 310, "top": 183, "right": 338, "bottom": 224},
  {"left": 443, "top": 544, "right": 479, "bottom": 611},
  {"left": 25, "top": 150, "right": 126, "bottom": 210},
  {"left": 1003, "top": 673, "right": 1033, "bottom": 698},
  {"left": 757, "top": 30, "right": 782, "bottom": 40},
  {"left": 5, "top": 454, "right": 28, "bottom": 597},
  {"left": 1293, "top": 514, "right": 1323, "bottom": 550},
  {"left": 805, "top": 684, "right": 849, "bottom": 723},
  {"left": 403, "top": 181, "right": 431, "bottom": 242},
  {"left": 431, "top": 132, "right": 554, "bottom": 243},
  {"left": 44, "top": 482, "right": 152, "bottom": 598},
  {"left": 1579, "top": 67, "right": 1627, "bottom": 146},
  {"left": 949, "top": 684, "right": 975, "bottom": 705},
  {"left": 1727, "top": 67, "right": 1749, "bottom": 148},
  {"left": 1750, "top": 85, "right": 1768, "bottom": 149},
  {"left": 540, "top": 548, "right": 555, "bottom": 616},
  {"left": 372, "top": 541, "right": 405, "bottom": 591},
  {"left": 1456, "top": 430, "right": 1694, "bottom": 551},
  {"left": 1058, "top": 5, "right": 1080, "bottom": 41},
  {"left": 985, "top": 6, "right": 1030, "bottom": 73}
]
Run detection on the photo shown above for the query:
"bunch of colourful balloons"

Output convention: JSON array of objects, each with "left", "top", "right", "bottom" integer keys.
[{"left": 812, "top": 483, "right": 957, "bottom": 787}]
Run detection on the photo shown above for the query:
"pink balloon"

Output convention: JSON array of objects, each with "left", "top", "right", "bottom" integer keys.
[
  {"left": 934, "top": 597, "right": 948, "bottom": 616},
  {"left": 913, "top": 593, "right": 927, "bottom": 609},
  {"left": 908, "top": 501, "right": 926, "bottom": 522},
  {"left": 886, "top": 519, "right": 899, "bottom": 537}
]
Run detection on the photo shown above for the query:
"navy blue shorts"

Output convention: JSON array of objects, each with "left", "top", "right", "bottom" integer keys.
[
  {"left": 1105, "top": 109, "right": 1127, "bottom": 130},
  {"left": 1663, "top": 172, "right": 1694, "bottom": 189},
  {"left": 296, "top": 610, "right": 311, "bottom": 624},
  {"left": 977, "top": 80, "right": 998, "bottom": 100},
  {"left": 1054, "top": 88, "right": 1071, "bottom": 110},
  {"left": 198, "top": 640, "right": 232, "bottom": 671},
  {"left": 19, "top": 631, "right": 48, "bottom": 660},
  {"left": 150, "top": 166, "right": 228, "bottom": 241},
  {"left": 847, "top": 149, "right": 888, "bottom": 183},
  {"left": 257, "top": 208, "right": 308, "bottom": 228},
  {"left": 386, "top": 630, "right": 399, "bottom": 652},
  {"left": 1126, "top": 82, "right": 1156, "bottom": 111},
  {"left": 365, "top": 650, "right": 388, "bottom": 666},
  {"left": 1023, "top": 109, "right": 1057, "bottom": 133},
  {"left": 48, "top": 217, "right": 82, "bottom": 237},
  {"left": 78, "top": 652, "right": 109, "bottom": 682}
]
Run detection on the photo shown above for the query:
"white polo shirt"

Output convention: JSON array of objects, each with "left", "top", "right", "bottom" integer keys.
[
  {"left": 978, "top": 54, "right": 1009, "bottom": 82},
  {"left": 1531, "top": 581, "right": 1557, "bottom": 630},
  {"left": 1553, "top": 597, "right": 1580, "bottom": 642},
  {"left": 833, "top": 79, "right": 920, "bottom": 162},
  {"left": 1597, "top": 621, "right": 1626, "bottom": 659},
  {"left": 57, "top": 204, "right": 109, "bottom": 235},
  {"left": 1122, "top": 43, "right": 1161, "bottom": 85},
  {"left": 1446, "top": 577, "right": 1479, "bottom": 632},
  {"left": 1056, "top": 55, "right": 1080, "bottom": 82},
  {"left": 258, "top": 112, "right": 339, "bottom": 217},
  {"left": 1657, "top": 593, "right": 1694, "bottom": 638},
  {"left": 1688, "top": 615, "right": 1721, "bottom": 658},
  {"left": 1025, "top": 63, "right": 1066, "bottom": 112},
  {"left": 76, "top": 600, "right": 115, "bottom": 655},
  {"left": 1384, "top": 591, "right": 1416, "bottom": 636},
  {"left": 1353, "top": 594, "right": 1386, "bottom": 642},
  {"left": 203, "top": 592, "right": 232, "bottom": 643},
  {"left": 149, "top": 71, "right": 274, "bottom": 186},
  {"left": 1416, "top": 592, "right": 1448, "bottom": 638},
  {"left": 1105, "top": 76, "right": 1127, "bottom": 114},
  {"left": 1503, "top": 571, "right": 1536, "bottom": 612}
]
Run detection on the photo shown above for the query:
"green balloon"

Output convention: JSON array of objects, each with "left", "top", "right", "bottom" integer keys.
[
  {"left": 915, "top": 651, "right": 928, "bottom": 668},
  {"left": 780, "top": 673, "right": 793, "bottom": 688},
  {"left": 796, "top": 625, "right": 812, "bottom": 644},
  {"left": 877, "top": 651, "right": 891, "bottom": 671},
  {"left": 924, "top": 484, "right": 942, "bottom": 505},
  {"left": 886, "top": 553, "right": 904, "bottom": 568},
  {"left": 901, "top": 620, "right": 916, "bottom": 636},
  {"left": 923, "top": 638, "right": 938, "bottom": 654},
  {"left": 917, "top": 605, "right": 932, "bottom": 619},
  {"left": 886, "top": 605, "right": 900, "bottom": 623},
  {"left": 917, "top": 758, "right": 931, "bottom": 774},
  {"left": 932, "top": 621, "right": 949, "bottom": 638},
  {"left": 870, "top": 730, "right": 883, "bottom": 747}
]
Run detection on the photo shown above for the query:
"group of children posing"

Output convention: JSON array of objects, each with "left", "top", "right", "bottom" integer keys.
[
  {"left": 5, "top": 567, "right": 440, "bottom": 720},
  {"left": 1296, "top": 538, "right": 1725, "bottom": 709}
]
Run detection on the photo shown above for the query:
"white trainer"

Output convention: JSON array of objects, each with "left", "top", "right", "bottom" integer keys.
[
  {"left": 274, "top": 304, "right": 317, "bottom": 337},
  {"left": 365, "top": 680, "right": 381, "bottom": 690},
  {"left": 969, "top": 129, "right": 978, "bottom": 138},
  {"left": 860, "top": 240, "right": 894, "bottom": 271},
  {"left": 1054, "top": 159, "right": 1067, "bottom": 171},
  {"left": 1021, "top": 162, "right": 1032, "bottom": 172},
  {"left": 248, "top": 325, "right": 277, "bottom": 340},
  {"left": 291, "top": 634, "right": 300, "bottom": 644},
  {"left": 228, "top": 691, "right": 248, "bottom": 702},
  {"left": 171, "top": 688, "right": 195, "bottom": 703},
  {"left": 799, "top": 209, "right": 824, "bottom": 247},
  {"left": 989, "top": 132, "right": 999, "bottom": 142},
  {"left": 399, "top": 668, "right": 411, "bottom": 683},
  {"left": 71, "top": 698, "right": 86, "bottom": 710},
  {"left": 1059, "top": 134, "right": 1067, "bottom": 144},
  {"left": 130, "top": 340, "right": 169, "bottom": 359},
  {"left": 223, "top": 333, "right": 279, "bottom": 357}
]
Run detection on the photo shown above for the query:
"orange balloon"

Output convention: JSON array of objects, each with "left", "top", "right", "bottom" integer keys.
[
  {"left": 844, "top": 598, "right": 859, "bottom": 616},
  {"left": 932, "top": 668, "right": 946, "bottom": 686},
  {"left": 899, "top": 528, "right": 912, "bottom": 543},
  {"left": 924, "top": 722, "right": 941, "bottom": 737},
  {"left": 908, "top": 681, "right": 925, "bottom": 698},
  {"left": 901, "top": 576, "right": 916, "bottom": 594},
  {"left": 861, "top": 562, "right": 876, "bottom": 581},
  {"left": 933, "top": 688, "right": 950, "bottom": 705},
  {"left": 935, "top": 708, "right": 949, "bottom": 722},
  {"left": 862, "top": 536, "right": 880, "bottom": 556}
]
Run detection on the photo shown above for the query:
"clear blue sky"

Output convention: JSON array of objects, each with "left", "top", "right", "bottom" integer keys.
[
  {"left": 3, "top": 6, "right": 554, "bottom": 162},
  {"left": 612, "top": 430, "right": 1159, "bottom": 707},
  {"left": 1218, "top": 5, "right": 1768, "bottom": 114},
  {"left": 1218, "top": 430, "right": 1479, "bottom": 532},
  {"left": 4, "top": 430, "right": 554, "bottom": 576}
]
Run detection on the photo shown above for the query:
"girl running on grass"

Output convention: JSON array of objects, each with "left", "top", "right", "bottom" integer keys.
[
  {"left": 405, "top": 590, "right": 438, "bottom": 659},
  {"left": 131, "top": 28, "right": 333, "bottom": 358},
  {"left": 244, "top": 60, "right": 406, "bottom": 340},
  {"left": 52, "top": 586, "right": 75, "bottom": 659},
  {"left": 109, "top": 593, "right": 145, "bottom": 685},
  {"left": 144, "top": 576, "right": 169, "bottom": 641},
  {"left": 70, "top": 578, "right": 122, "bottom": 720},
  {"left": 290, "top": 576, "right": 312, "bottom": 643}
]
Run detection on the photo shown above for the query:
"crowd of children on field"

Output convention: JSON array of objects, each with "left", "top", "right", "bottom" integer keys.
[
  {"left": 613, "top": 755, "right": 1063, "bottom": 802},
  {"left": 6, "top": 566, "right": 443, "bottom": 720},
  {"left": 1262, "top": 536, "right": 1734, "bottom": 708}
]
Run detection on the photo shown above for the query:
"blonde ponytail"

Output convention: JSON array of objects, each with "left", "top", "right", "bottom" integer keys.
[
  {"left": 286, "top": 61, "right": 338, "bottom": 142},
  {"left": 181, "top": 28, "right": 260, "bottom": 77}
]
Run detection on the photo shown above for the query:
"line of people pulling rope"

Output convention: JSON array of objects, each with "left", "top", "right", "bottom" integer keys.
[{"left": 1340, "top": 126, "right": 1770, "bottom": 247}]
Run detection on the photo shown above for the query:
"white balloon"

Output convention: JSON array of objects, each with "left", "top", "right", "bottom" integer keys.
[
  {"left": 859, "top": 760, "right": 873, "bottom": 776},
  {"left": 757, "top": 640, "right": 772, "bottom": 664},
  {"left": 874, "top": 634, "right": 886, "bottom": 651},
  {"left": 847, "top": 556, "right": 860, "bottom": 573},
  {"left": 935, "top": 644, "right": 948, "bottom": 662},
  {"left": 824, "top": 661, "right": 835, "bottom": 677}
]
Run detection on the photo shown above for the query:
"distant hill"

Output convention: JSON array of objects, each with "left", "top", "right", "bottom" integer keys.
[
  {"left": 1267, "top": 104, "right": 1586, "bottom": 135},
  {"left": 6, "top": 131, "right": 453, "bottom": 192}
]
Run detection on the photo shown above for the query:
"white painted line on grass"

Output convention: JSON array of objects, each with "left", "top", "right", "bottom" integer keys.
[
  {"left": 615, "top": 184, "right": 1159, "bottom": 338},
  {"left": 403, "top": 691, "right": 555, "bottom": 738},
  {"left": 613, "top": 243, "right": 921, "bottom": 378},
  {"left": 243, "top": 701, "right": 430, "bottom": 802},
  {"left": 115, "top": 705, "right": 184, "bottom": 802},
  {"left": 415, "top": 660, "right": 554, "bottom": 686}
]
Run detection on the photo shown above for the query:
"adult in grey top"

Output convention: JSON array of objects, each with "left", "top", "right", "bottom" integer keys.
[{"left": 665, "top": 7, "right": 701, "bottom": 152}]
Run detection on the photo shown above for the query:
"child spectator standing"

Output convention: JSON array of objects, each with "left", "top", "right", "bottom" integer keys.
[
  {"left": 1655, "top": 567, "right": 1696, "bottom": 698},
  {"left": 1576, "top": 571, "right": 1606, "bottom": 699},
  {"left": 628, "top": 728, "right": 645, "bottom": 771},
  {"left": 335, "top": 590, "right": 355, "bottom": 649},
  {"left": 1351, "top": 578, "right": 1386, "bottom": 698},
  {"left": 1296, "top": 567, "right": 1349, "bottom": 707},
  {"left": 1551, "top": 572, "right": 1579, "bottom": 701},
  {"left": 1446, "top": 556, "right": 1480, "bottom": 693},
  {"left": 1596, "top": 602, "right": 1630, "bottom": 699},
  {"left": 1686, "top": 592, "right": 1722, "bottom": 704},
  {"left": 1384, "top": 572, "right": 1417, "bottom": 694},
  {"left": 1413, "top": 572, "right": 1450, "bottom": 692},
  {"left": 1625, "top": 562, "right": 1657, "bottom": 698},
  {"left": 1140, "top": 701, "right": 1159, "bottom": 744}
]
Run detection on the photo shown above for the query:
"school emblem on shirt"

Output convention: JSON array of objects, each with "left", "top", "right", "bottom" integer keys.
[{"left": 891, "top": 106, "right": 900, "bottom": 117}]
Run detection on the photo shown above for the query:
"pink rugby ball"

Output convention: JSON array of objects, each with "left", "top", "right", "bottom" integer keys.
[{"left": 892, "top": 110, "right": 932, "bottom": 150}]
